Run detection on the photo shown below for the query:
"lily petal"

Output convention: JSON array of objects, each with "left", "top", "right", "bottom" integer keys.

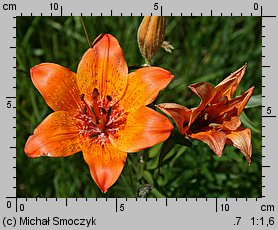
[
  {"left": 188, "top": 82, "right": 216, "bottom": 126},
  {"left": 156, "top": 103, "right": 191, "bottom": 134},
  {"left": 190, "top": 130, "right": 227, "bottom": 157},
  {"left": 214, "top": 64, "right": 247, "bottom": 100},
  {"left": 30, "top": 63, "right": 82, "bottom": 111},
  {"left": 82, "top": 140, "right": 127, "bottom": 193},
  {"left": 24, "top": 111, "right": 82, "bottom": 158},
  {"left": 120, "top": 67, "right": 173, "bottom": 110},
  {"left": 76, "top": 34, "right": 128, "bottom": 105},
  {"left": 222, "top": 116, "right": 242, "bottom": 130},
  {"left": 226, "top": 128, "right": 252, "bottom": 164},
  {"left": 110, "top": 107, "right": 173, "bottom": 152},
  {"left": 226, "top": 86, "right": 254, "bottom": 116}
]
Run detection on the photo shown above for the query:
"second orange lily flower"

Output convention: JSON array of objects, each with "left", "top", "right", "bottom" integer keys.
[
  {"left": 24, "top": 34, "right": 174, "bottom": 193},
  {"left": 157, "top": 65, "right": 254, "bottom": 164}
]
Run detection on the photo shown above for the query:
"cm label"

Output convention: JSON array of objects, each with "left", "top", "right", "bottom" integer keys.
[{"left": 2, "top": 3, "right": 16, "bottom": 11}]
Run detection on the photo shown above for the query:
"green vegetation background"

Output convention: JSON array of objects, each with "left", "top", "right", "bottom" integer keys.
[{"left": 17, "top": 17, "right": 262, "bottom": 198}]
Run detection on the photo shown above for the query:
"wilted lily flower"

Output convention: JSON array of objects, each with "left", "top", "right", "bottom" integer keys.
[
  {"left": 25, "top": 34, "right": 174, "bottom": 192},
  {"left": 137, "top": 16, "right": 166, "bottom": 65},
  {"left": 157, "top": 65, "right": 254, "bottom": 164}
]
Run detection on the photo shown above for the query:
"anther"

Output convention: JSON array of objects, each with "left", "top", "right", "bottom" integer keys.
[
  {"left": 92, "top": 88, "right": 100, "bottom": 99},
  {"left": 100, "top": 107, "right": 107, "bottom": 115},
  {"left": 106, "top": 95, "right": 112, "bottom": 102},
  {"left": 222, "top": 112, "right": 228, "bottom": 119},
  {"left": 209, "top": 123, "right": 221, "bottom": 129},
  {"left": 80, "top": 93, "right": 85, "bottom": 101},
  {"left": 204, "top": 112, "right": 208, "bottom": 120}
]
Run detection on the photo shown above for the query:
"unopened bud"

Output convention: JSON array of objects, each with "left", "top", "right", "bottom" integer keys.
[{"left": 137, "top": 16, "right": 166, "bottom": 65}]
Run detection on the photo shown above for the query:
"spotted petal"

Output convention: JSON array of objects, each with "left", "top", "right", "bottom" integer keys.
[
  {"left": 24, "top": 111, "right": 82, "bottom": 158},
  {"left": 110, "top": 107, "right": 173, "bottom": 152},
  {"left": 30, "top": 63, "right": 82, "bottom": 111},
  {"left": 226, "top": 128, "right": 252, "bottom": 164},
  {"left": 156, "top": 103, "right": 191, "bottom": 134},
  {"left": 214, "top": 64, "right": 247, "bottom": 100},
  {"left": 119, "top": 67, "right": 173, "bottom": 111},
  {"left": 82, "top": 141, "right": 127, "bottom": 193},
  {"left": 190, "top": 130, "right": 227, "bottom": 157},
  {"left": 224, "top": 87, "right": 254, "bottom": 116},
  {"left": 77, "top": 34, "right": 128, "bottom": 105},
  {"left": 188, "top": 82, "right": 216, "bottom": 126}
]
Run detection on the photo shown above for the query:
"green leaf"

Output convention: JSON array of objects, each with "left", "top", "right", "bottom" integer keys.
[
  {"left": 245, "top": 95, "right": 261, "bottom": 108},
  {"left": 158, "top": 129, "right": 191, "bottom": 169},
  {"left": 240, "top": 111, "right": 260, "bottom": 133},
  {"left": 158, "top": 137, "right": 176, "bottom": 169}
]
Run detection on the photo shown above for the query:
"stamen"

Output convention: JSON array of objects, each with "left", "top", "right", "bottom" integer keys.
[
  {"left": 92, "top": 88, "right": 100, "bottom": 99},
  {"left": 100, "top": 107, "right": 107, "bottom": 115},
  {"left": 222, "top": 112, "right": 228, "bottom": 119},
  {"left": 89, "top": 133, "right": 99, "bottom": 138},
  {"left": 107, "top": 106, "right": 112, "bottom": 117},
  {"left": 78, "top": 89, "right": 126, "bottom": 139},
  {"left": 80, "top": 93, "right": 85, "bottom": 101},
  {"left": 204, "top": 112, "right": 208, "bottom": 120},
  {"left": 83, "top": 105, "right": 87, "bottom": 114},
  {"left": 106, "top": 95, "right": 112, "bottom": 102},
  {"left": 89, "top": 105, "right": 99, "bottom": 124},
  {"left": 209, "top": 123, "right": 221, "bottom": 129}
]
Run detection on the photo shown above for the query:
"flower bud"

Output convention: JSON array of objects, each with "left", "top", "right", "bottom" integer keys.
[{"left": 137, "top": 16, "right": 166, "bottom": 65}]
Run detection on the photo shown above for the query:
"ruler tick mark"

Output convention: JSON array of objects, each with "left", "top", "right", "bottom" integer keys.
[{"left": 115, "top": 198, "right": 118, "bottom": 212}]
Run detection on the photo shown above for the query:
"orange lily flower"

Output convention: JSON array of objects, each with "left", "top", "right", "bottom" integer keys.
[
  {"left": 157, "top": 65, "right": 254, "bottom": 164},
  {"left": 24, "top": 34, "right": 174, "bottom": 193}
]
